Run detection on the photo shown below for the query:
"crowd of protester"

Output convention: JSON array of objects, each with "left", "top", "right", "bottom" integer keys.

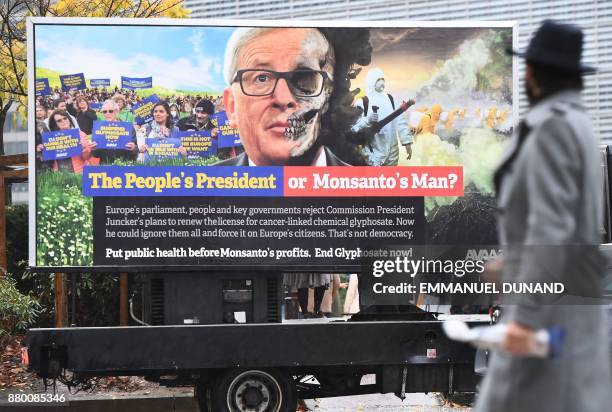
[
  {"left": 36, "top": 87, "right": 222, "bottom": 119},
  {"left": 35, "top": 86, "right": 234, "bottom": 172}
]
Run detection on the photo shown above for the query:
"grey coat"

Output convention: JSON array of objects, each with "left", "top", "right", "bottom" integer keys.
[{"left": 475, "top": 90, "right": 612, "bottom": 412}]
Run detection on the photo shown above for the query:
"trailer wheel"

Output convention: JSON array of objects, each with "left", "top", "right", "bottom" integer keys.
[{"left": 210, "top": 368, "right": 296, "bottom": 412}]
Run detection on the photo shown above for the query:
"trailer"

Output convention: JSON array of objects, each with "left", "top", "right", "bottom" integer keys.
[{"left": 26, "top": 272, "right": 486, "bottom": 411}]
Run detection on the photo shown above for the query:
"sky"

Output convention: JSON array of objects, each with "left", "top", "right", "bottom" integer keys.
[
  {"left": 35, "top": 24, "right": 234, "bottom": 93},
  {"left": 35, "top": 24, "right": 510, "bottom": 102}
]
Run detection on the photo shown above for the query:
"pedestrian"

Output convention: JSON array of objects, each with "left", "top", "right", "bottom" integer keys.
[{"left": 476, "top": 20, "right": 612, "bottom": 412}]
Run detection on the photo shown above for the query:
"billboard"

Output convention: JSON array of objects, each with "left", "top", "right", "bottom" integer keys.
[{"left": 28, "top": 19, "right": 516, "bottom": 272}]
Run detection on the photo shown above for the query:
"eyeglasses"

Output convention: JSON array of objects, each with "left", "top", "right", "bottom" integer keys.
[
  {"left": 194, "top": 108, "right": 208, "bottom": 114},
  {"left": 101, "top": 110, "right": 116, "bottom": 114},
  {"left": 54, "top": 117, "right": 69, "bottom": 123},
  {"left": 232, "top": 69, "right": 331, "bottom": 97}
]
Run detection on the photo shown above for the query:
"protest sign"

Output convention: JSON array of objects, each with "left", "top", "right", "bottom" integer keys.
[
  {"left": 178, "top": 130, "right": 217, "bottom": 158},
  {"left": 145, "top": 137, "right": 182, "bottom": 158},
  {"left": 132, "top": 95, "right": 160, "bottom": 125},
  {"left": 121, "top": 76, "right": 153, "bottom": 90},
  {"left": 59, "top": 73, "right": 86, "bottom": 91},
  {"left": 35, "top": 78, "right": 51, "bottom": 96},
  {"left": 41, "top": 129, "right": 82, "bottom": 161},
  {"left": 92, "top": 121, "right": 134, "bottom": 149},
  {"left": 211, "top": 111, "right": 241, "bottom": 148},
  {"left": 90, "top": 79, "right": 110, "bottom": 87}
]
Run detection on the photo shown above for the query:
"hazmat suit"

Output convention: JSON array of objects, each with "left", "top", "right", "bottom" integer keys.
[{"left": 351, "top": 68, "right": 413, "bottom": 166}]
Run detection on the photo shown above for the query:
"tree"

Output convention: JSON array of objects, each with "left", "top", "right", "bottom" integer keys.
[{"left": 0, "top": 0, "right": 189, "bottom": 155}]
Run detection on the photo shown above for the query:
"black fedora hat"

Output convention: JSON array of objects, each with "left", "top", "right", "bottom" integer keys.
[{"left": 508, "top": 19, "right": 596, "bottom": 74}]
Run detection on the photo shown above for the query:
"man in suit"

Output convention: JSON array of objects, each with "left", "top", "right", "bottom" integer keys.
[
  {"left": 476, "top": 20, "right": 612, "bottom": 412},
  {"left": 218, "top": 27, "right": 348, "bottom": 166}
]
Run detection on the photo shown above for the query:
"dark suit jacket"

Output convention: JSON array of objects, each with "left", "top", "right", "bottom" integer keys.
[{"left": 214, "top": 146, "right": 349, "bottom": 166}]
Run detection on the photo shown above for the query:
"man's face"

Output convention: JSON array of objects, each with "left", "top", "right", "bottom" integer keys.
[
  {"left": 195, "top": 109, "right": 209, "bottom": 124},
  {"left": 224, "top": 28, "right": 333, "bottom": 165},
  {"left": 57, "top": 102, "right": 67, "bottom": 111}
]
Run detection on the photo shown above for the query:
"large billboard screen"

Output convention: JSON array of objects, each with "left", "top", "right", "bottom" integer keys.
[{"left": 28, "top": 19, "right": 516, "bottom": 271}]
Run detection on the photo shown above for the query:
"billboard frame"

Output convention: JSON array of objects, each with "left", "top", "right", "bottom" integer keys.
[{"left": 27, "top": 17, "right": 518, "bottom": 273}]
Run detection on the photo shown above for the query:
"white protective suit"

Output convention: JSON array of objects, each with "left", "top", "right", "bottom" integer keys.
[{"left": 352, "top": 68, "right": 413, "bottom": 166}]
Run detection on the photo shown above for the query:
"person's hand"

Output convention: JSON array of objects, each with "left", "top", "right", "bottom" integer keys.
[
  {"left": 211, "top": 128, "right": 219, "bottom": 138},
  {"left": 125, "top": 142, "right": 136, "bottom": 151},
  {"left": 503, "top": 321, "right": 536, "bottom": 356},
  {"left": 139, "top": 144, "right": 148, "bottom": 153},
  {"left": 80, "top": 135, "right": 91, "bottom": 147},
  {"left": 339, "top": 282, "right": 348, "bottom": 289},
  {"left": 405, "top": 143, "right": 412, "bottom": 160},
  {"left": 160, "top": 126, "right": 170, "bottom": 137},
  {"left": 89, "top": 141, "right": 98, "bottom": 149},
  {"left": 79, "top": 130, "right": 88, "bottom": 139},
  {"left": 178, "top": 146, "right": 187, "bottom": 157},
  {"left": 368, "top": 111, "right": 379, "bottom": 124},
  {"left": 36, "top": 144, "right": 44, "bottom": 152}
]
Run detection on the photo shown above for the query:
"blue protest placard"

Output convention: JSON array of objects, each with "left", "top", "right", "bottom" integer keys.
[
  {"left": 121, "top": 76, "right": 152, "bottom": 90},
  {"left": 89, "top": 102, "right": 103, "bottom": 111},
  {"left": 59, "top": 73, "right": 86, "bottom": 92},
  {"left": 41, "top": 129, "right": 82, "bottom": 161},
  {"left": 177, "top": 130, "right": 217, "bottom": 159},
  {"left": 90, "top": 78, "right": 110, "bottom": 87},
  {"left": 145, "top": 137, "right": 181, "bottom": 158},
  {"left": 92, "top": 121, "right": 133, "bottom": 150},
  {"left": 211, "top": 111, "right": 241, "bottom": 148},
  {"left": 35, "top": 78, "right": 51, "bottom": 96},
  {"left": 132, "top": 95, "right": 160, "bottom": 125}
]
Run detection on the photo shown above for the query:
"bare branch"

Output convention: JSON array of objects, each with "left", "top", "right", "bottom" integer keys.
[
  {"left": 134, "top": 0, "right": 144, "bottom": 16},
  {"left": 106, "top": 0, "right": 116, "bottom": 18},
  {"left": 144, "top": 0, "right": 183, "bottom": 17}
]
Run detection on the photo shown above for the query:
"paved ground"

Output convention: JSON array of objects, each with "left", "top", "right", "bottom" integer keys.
[
  {"left": 0, "top": 371, "right": 474, "bottom": 411},
  {"left": 0, "top": 392, "right": 472, "bottom": 411},
  {"left": 304, "top": 393, "right": 472, "bottom": 411}
]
